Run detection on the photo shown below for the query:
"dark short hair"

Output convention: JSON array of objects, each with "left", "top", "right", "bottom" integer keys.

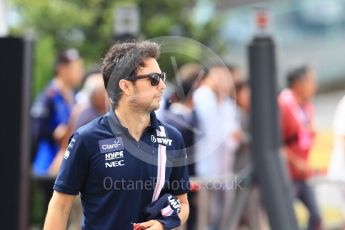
[
  {"left": 54, "top": 48, "right": 81, "bottom": 75},
  {"left": 287, "top": 65, "right": 309, "bottom": 88},
  {"left": 227, "top": 64, "right": 238, "bottom": 72},
  {"left": 101, "top": 41, "right": 160, "bottom": 108},
  {"left": 200, "top": 63, "right": 228, "bottom": 80},
  {"left": 174, "top": 77, "right": 197, "bottom": 102},
  {"left": 235, "top": 79, "right": 249, "bottom": 93}
]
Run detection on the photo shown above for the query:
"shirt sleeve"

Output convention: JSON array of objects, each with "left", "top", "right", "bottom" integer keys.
[
  {"left": 54, "top": 132, "right": 89, "bottom": 195},
  {"left": 168, "top": 134, "right": 190, "bottom": 196},
  {"left": 279, "top": 98, "right": 295, "bottom": 143}
]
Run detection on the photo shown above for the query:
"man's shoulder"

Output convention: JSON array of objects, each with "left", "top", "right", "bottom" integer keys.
[
  {"left": 158, "top": 120, "right": 184, "bottom": 143},
  {"left": 75, "top": 115, "right": 108, "bottom": 139},
  {"left": 38, "top": 83, "right": 61, "bottom": 100}
]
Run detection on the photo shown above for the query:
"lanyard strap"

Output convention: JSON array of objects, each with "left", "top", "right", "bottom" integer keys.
[{"left": 152, "top": 126, "right": 167, "bottom": 202}]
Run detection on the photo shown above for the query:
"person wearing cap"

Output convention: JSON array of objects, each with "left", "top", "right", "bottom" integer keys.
[
  {"left": 30, "top": 49, "right": 83, "bottom": 214},
  {"left": 31, "top": 48, "right": 83, "bottom": 175},
  {"left": 44, "top": 41, "right": 190, "bottom": 230}
]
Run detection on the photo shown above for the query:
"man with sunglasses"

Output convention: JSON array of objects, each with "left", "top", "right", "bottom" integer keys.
[{"left": 44, "top": 41, "right": 190, "bottom": 230}]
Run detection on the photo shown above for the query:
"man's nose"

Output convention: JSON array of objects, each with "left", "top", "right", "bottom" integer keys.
[{"left": 158, "top": 78, "right": 166, "bottom": 90}]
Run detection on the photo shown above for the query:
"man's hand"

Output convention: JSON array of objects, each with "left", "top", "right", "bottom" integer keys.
[
  {"left": 48, "top": 149, "right": 64, "bottom": 176},
  {"left": 283, "top": 146, "right": 311, "bottom": 177},
  {"left": 53, "top": 124, "right": 68, "bottom": 143},
  {"left": 136, "top": 220, "right": 164, "bottom": 230},
  {"left": 232, "top": 129, "right": 243, "bottom": 143},
  {"left": 292, "top": 158, "right": 311, "bottom": 177}
]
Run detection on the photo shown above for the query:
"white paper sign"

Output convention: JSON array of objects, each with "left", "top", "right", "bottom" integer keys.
[{"left": 114, "top": 6, "right": 139, "bottom": 35}]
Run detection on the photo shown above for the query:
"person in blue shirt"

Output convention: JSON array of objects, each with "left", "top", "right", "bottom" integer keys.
[
  {"left": 31, "top": 49, "right": 83, "bottom": 217},
  {"left": 44, "top": 41, "right": 190, "bottom": 230},
  {"left": 31, "top": 48, "right": 83, "bottom": 175}
]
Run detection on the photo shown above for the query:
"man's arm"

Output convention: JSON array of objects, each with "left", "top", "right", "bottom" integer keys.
[
  {"left": 138, "top": 193, "right": 189, "bottom": 230},
  {"left": 176, "top": 193, "right": 189, "bottom": 226},
  {"left": 44, "top": 191, "right": 75, "bottom": 230},
  {"left": 282, "top": 146, "right": 310, "bottom": 176}
]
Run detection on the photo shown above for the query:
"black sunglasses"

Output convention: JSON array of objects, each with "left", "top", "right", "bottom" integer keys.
[{"left": 129, "top": 72, "right": 166, "bottom": 86}]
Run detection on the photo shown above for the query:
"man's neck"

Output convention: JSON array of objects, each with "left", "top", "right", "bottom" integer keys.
[
  {"left": 54, "top": 78, "right": 73, "bottom": 104},
  {"left": 114, "top": 104, "right": 151, "bottom": 142}
]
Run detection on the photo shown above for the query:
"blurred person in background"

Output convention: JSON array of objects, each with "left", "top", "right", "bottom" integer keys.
[
  {"left": 193, "top": 64, "right": 239, "bottom": 178},
  {"left": 193, "top": 64, "right": 240, "bottom": 229},
  {"left": 233, "top": 80, "right": 250, "bottom": 174},
  {"left": 233, "top": 80, "right": 268, "bottom": 230},
  {"left": 279, "top": 65, "right": 322, "bottom": 230},
  {"left": 328, "top": 93, "right": 345, "bottom": 226},
  {"left": 328, "top": 94, "right": 345, "bottom": 181},
  {"left": 163, "top": 63, "right": 203, "bottom": 176},
  {"left": 49, "top": 72, "right": 109, "bottom": 175},
  {"left": 228, "top": 64, "right": 242, "bottom": 86},
  {"left": 31, "top": 48, "right": 83, "bottom": 175},
  {"left": 30, "top": 48, "right": 83, "bottom": 213},
  {"left": 75, "top": 73, "right": 109, "bottom": 128},
  {"left": 162, "top": 63, "right": 202, "bottom": 230},
  {"left": 48, "top": 72, "right": 108, "bottom": 230}
]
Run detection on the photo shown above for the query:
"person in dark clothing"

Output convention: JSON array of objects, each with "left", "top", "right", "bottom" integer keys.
[
  {"left": 162, "top": 63, "right": 202, "bottom": 230},
  {"left": 30, "top": 48, "right": 83, "bottom": 217},
  {"left": 44, "top": 41, "right": 190, "bottom": 230}
]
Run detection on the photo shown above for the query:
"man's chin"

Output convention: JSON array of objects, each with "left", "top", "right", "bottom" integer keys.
[
  {"left": 151, "top": 104, "right": 160, "bottom": 112},
  {"left": 149, "top": 101, "right": 161, "bottom": 112}
]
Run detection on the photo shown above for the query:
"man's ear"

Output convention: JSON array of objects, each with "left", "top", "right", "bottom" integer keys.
[{"left": 119, "top": 79, "right": 132, "bottom": 96}]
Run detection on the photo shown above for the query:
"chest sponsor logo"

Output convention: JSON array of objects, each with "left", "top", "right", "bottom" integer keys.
[
  {"left": 105, "top": 160, "right": 125, "bottom": 168},
  {"left": 64, "top": 137, "right": 76, "bottom": 160},
  {"left": 104, "top": 150, "right": 125, "bottom": 168},
  {"left": 151, "top": 135, "right": 172, "bottom": 146},
  {"left": 105, "top": 151, "right": 124, "bottom": 161},
  {"left": 99, "top": 137, "right": 124, "bottom": 153}
]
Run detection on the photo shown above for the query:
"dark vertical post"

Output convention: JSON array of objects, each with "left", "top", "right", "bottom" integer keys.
[
  {"left": 0, "top": 37, "right": 33, "bottom": 230},
  {"left": 248, "top": 12, "right": 299, "bottom": 230}
]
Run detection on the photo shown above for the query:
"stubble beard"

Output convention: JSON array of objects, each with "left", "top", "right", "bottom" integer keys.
[{"left": 128, "top": 96, "right": 159, "bottom": 114}]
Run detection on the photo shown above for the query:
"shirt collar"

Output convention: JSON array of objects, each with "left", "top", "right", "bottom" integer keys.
[{"left": 106, "top": 107, "right": 160, "bottom": 135}]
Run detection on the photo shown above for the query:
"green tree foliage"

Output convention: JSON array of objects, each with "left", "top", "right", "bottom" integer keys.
[{"left": 10, "top": 0, "right": 225, "bottom": 96}]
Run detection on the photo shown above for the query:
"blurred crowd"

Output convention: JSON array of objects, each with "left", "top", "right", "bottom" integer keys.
[{"left": 30, "top": 47, "right": 345, "bottom": 230}]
